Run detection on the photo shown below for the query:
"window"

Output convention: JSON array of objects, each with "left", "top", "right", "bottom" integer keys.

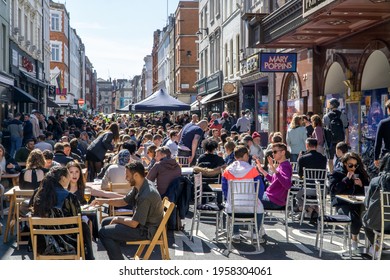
[
  {"left": 230, "top": 39, "right": 234, "bottom": 75},
  {"left": 51, "top": 43, "right": 60, "bottom": 61},
  {"left": 51, "top": 13, "right": 60, "bottom": 31},
  {"left": 209, "top": 0, "right": 214, "bottom": 22},
  {"left": 1, "top": 24, "right": 5, "bottom": 71}
]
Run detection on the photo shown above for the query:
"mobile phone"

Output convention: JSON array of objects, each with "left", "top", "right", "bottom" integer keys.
[{"left": 352, "top": 174, "right": 359, "bottom": 180}]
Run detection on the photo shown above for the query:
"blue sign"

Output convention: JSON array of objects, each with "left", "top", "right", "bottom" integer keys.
[{"left": 260, "top": 53, "right": 297, "bottom": 72}]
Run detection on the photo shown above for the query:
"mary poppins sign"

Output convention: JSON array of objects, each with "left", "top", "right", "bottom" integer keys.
[{"left": 260, "top": 53, "right": 297, "bottom": 72}]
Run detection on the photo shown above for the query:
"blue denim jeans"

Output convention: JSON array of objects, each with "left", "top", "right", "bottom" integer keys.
[{"left": 10, "top": 136, "right": 22, "bottom": 158}]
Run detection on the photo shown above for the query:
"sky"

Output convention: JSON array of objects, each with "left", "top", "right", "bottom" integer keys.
[{"left": 58, "top": 0, "right": 182, "bottom": 80}]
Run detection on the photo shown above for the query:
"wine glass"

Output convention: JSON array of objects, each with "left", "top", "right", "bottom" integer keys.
[{"left": 84, "top": 188, "right": 92, "bottom": 205}]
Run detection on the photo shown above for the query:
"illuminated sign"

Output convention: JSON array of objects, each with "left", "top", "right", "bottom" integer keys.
[{"left": 260, "top": 53, "right": 297, "bottom": 72}]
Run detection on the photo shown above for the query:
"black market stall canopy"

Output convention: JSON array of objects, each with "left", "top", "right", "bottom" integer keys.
[
  {"left": 131, "top": 89, "right": 191, "bottom": 112},
  {"left": 12, "top": 86, "right": 38, "bottom": 103}
]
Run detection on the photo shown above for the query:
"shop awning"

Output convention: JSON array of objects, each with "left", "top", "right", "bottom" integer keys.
[
  {"left": 20, "top": 71, "right": 49, "bottom": 87},
  {"left": 12, "top": 86, "right": 38, "bottom": 103},
  {"left": 47, "top": 97, "right": 59, "bottom": 108},
  {"left": 200, "top": 91, "right": 220, "bottom": 104},
  {"left": 190, "top": 100, "right": 199, "bottom": 111}
]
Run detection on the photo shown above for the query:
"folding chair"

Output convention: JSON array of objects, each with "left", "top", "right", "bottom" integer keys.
[
  {"left": 314, "top": 181, "right": 352, "bottom": 258},
  {"left": 14, "top": 189, "right": 35, "bottom": 249},
  {"left": 126, "top": 197, "right": 175, "bottom": 260},
  {"left": 373, "top": 190, "right": 390, "bottom": 260},
  {"left": 300, "top": 168, "right": 327, "bottom": 225},
  {"left": 108, "top": 182, "right": 133, "bottom": 217},
  {"left": 190, "top": 173, "right": 223, "bottom": 241},
  {"left": 28, "top": 215, "right": 85, "bottom": 260},
  {"left": 224, "top": 180, "right": 261, "bottom": 252}
]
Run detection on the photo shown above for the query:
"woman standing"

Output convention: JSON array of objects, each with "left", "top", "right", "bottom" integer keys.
[
  {"left": 311, "top": 114, "right": 325, "bottom": 155},
  {"left": 286, "top": 115, "right": 307, "bottom": 162},
  {"left": 19, "top": 149, "right": 48, "bottom": 190},
  {"left": 31, "top": 166, "right": 94, "bottom": 259},
  {"left": 329, "top": 152, "right": 370, "bottom": 250},
  {"left": 86, "top": 123, "right": 119, "bottom": 181}
]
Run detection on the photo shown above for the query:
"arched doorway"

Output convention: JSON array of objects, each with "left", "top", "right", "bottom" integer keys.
[{"left": 323, "top": 62, "right": 347, "bottom": 115}]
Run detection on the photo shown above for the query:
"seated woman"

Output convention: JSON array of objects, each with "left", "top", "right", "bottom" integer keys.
[
  {"left": 362, "top": 153, "right": 390, "bottom": 259},
  {"left": 0, "top": 144, "right": 21, "bottom": 190},
  {"left": 329, "top": 152, "right": 370, "bottom": 251},
  {"left": 142, "top": 144, "right": 157, "bottom": 171},
  {"left": 100, "top": 149, "right": 131, "bottom": 191},
  {"left": 19, "top": 149, "right": 48, "bottom": 190},
  {"left": 31, "top": 166, "right": 95, "bottom": 260}
]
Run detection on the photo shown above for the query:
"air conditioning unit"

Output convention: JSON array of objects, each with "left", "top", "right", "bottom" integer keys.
[
  {"left": 13, "top": 27, "right": 19, "bottom": 35},
  {"left": 26, "top": 40, "right": 31, "bottom": 47},
  {"left": 18, "top": 35, "right": 24, "bottom": 42}
]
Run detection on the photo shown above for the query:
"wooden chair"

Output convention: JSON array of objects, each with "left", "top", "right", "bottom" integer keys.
[
  {"left": 108, "top": 182, "right": 133, "bottom": 217},
  {"left": 373, "top": 190, "right": 390, "bottom": 260},
  {"left": 126, "top": 197, "right": 175, "bottom": 260},
  {"left": 28, "top": 215, "right": 85, "bottom": 260},
  {"left": 14, "top": 189, "right": 35, "bottom": 249}
]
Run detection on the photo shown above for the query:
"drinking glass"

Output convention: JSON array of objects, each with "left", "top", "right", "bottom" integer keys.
[{"left": 84, "top": 188, "right": 92, "bottom": 204}]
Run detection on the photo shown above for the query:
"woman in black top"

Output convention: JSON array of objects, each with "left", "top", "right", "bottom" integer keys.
[
  {"left": 19, "top": 149, "right": 48, "bottom": 190},
  {"left": 329, "top": 152, "right": 370, "bottom": 250}
]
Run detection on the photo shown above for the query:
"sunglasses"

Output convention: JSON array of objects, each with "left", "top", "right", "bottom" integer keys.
[
  {"left": 347, "top": 164, "right": 359, "bottom": 169},
  {"left": 272, "top": 150, "right": 283, "bottom": 154}
]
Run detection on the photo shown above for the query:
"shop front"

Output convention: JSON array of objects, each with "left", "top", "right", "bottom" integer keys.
[
  {"left": 194, "top": 71, "right": 223, "bottom": 118},
  {"left": 0, "top": 73, "right": 14, "bottom": 128}
]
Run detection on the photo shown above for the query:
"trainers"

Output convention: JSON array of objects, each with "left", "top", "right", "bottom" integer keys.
[
  {"left": 232, "top": 234, "right": 241, "bottom": 243},
  {"left": 351, "top": 240, "right": 359, "bottom": 251},
  {"left": 242, "top": 231, "right": 266, "bottom": 244},
  {"left": 368, "top": 245, "right": 380, "bottom": 260}
]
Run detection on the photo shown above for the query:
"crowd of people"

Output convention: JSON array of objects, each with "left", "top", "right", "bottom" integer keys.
[{"left": 0, "top": 97, "right": 389, "bottom": 260}]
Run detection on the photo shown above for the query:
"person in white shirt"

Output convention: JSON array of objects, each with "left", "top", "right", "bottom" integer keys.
[
  {"left": 166, "top": 130, "right": 179, "bottom": 158},
  {"left": 236, "top": 110, "right": 251, "bottom": 134}
]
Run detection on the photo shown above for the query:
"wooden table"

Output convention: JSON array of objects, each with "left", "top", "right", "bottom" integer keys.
[
  {"left": 3, "top": 186, "right": 19, "bottom": 243},
  {"left": 2, "top": 173, "right": 20, "bottom": 186},
  {"left": 336, "top": 194, "right": 365, "bottom": 204},
  {"left": 181, "top": 167, "right": 193, "bottom": 176},
  {"left": 209, "top": 183, "right": 222, "bottom": 191}
]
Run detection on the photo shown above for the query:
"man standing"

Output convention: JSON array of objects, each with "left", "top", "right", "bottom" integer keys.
[
  {"left": 7, "top": 113, "right": 24, "bottom": 157},
  {"left": 374, "top": 99, "right": 390, "bottom": 168},
  {"left": 92, "top": 162, "right": 163, "bottom": 260},
  {"left": 177, "top": 120, "right": 208, "bottom": 165},
  {"left": 236, "top": 110, "right": 250, "bottom": 134},
  {"left": 323, "top": 98, "right": 348, "bottom": 172},
  {"left": 23, "top": 114, "right": 33, "bottom": 145},
  {"left": 30, "top": 110, "right": 41, "bottom": 140}
]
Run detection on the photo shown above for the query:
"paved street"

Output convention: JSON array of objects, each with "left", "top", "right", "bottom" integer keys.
[{"left": 1, "top": 205, "right": 388, "bottom": 261}]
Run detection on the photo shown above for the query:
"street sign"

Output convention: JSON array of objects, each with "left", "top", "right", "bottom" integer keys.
[{"left": 78, "top": 98, "right": 85, "bottom": 105}]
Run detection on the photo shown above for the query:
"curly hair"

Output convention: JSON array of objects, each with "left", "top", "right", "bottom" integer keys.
[
  {"left": 26, "top": 149, "right": 46, "bottom": 169},
  {"left": 32, "top": 166, "right": 69, "bottom": 217}
]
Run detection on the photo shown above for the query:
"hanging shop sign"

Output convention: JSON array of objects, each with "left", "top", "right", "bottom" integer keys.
[
  {"left": 240, "top": 54, "right": 259, "bottom": 76},
  {"left": 303, "top": 0, "right": 337, "bottom": 18},
  {"left": 260, "top": 53, "right": 297, "bottom": 72}
]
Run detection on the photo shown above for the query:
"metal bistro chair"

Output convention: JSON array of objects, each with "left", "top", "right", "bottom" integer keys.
[
  {"left": 314, "top": 181, "right": 352, "bottom": 258},
  {"left": 190, "top": 173, "right": 223, "bottom": 242},
  {"left": 176, "top": 156, "right": 191, "bottom": 167},
  {"left": 224, "top": 180, "right": 261, "bottom": 252},
  {"left": 372, "top": 190, "right": 390, "bottom": 260},
  {"left": 300, "top": 168, "right": 327, "bottom": 225}
]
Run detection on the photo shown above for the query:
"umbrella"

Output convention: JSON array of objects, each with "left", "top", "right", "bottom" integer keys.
[{"left": 131, "top": 89, "right": 190, "bottom": 112}]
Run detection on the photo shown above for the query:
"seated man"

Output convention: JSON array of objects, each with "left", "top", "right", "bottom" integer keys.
[
  {"left": 91, "top": 162, "right": 163, "bottom": 260},
  {"left": 101, "top": 149, "right": 131, "bottom": 190},
  {"left": 222, "top": 145, "right": 265, "bottom": 242},
  {"left": 296, "top": 138, "right": 327, "bottom": 222},
  {"left": 15, "top": 138, "right": 35, "bottom": 163},
  {"left": 53, "top": 142, "right": 74, "bottom": 166},
  {"left": 146, "top": 146, "right": 181, "bottom": 196},
  {"left": 34, "top": 134, "right": 53, "bottom": 152}
]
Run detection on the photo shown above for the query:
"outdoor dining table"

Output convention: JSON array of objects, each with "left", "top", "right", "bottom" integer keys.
[
  {"left": 335, "top": 194, "right": 365, "bottom": 204},
  {"left": 181, "top": 167, "right": 193, "bottom": 176},
  {"left": 2, "top": 173, "right": 20, "bottom": 187}
]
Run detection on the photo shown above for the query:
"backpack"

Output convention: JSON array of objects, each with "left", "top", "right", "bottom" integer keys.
[{"left": 327, "top": 110, "right": 345, "bottom": 144}]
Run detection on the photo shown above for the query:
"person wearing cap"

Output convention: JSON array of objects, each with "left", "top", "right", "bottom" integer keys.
[
  {"left": 323, "top": 98, "right": 349, "bottom": 172},
  {"left": 251, "top": 132, "right": 265, "bottom": 163},
  {"left": 101, "top": 149, "right": 131, "bottom": 190},
  {"left": 30, "top": 110, "right": 41, "bottom": 139},
  {"left": 221, "top": 111, "right": 233, "bottom": 133}
]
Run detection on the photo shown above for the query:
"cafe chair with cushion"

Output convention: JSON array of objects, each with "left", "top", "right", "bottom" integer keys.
[
  {"left": 314, "top": 181, "right": 352, "bottom": 258},
  {"left": 372, "top": 190, "right": 390, "bottom": 260},
  {"left": 190, "top": 172, "right": 223, "bottom": 241},
  {"left": 28, "top": 215, "right": 85, "bottom": 260},
  {"left": 14, "top": 189, "right": 35, "bottom": 249},
  {"left": 126, "top": 197, "right": 175, "bottom": 260},
  {"left": 300, "top": 168, "right": 328, "bottom": 225},
  {"left": 224, "top": 180, "right": 261, "bottom": 252}
]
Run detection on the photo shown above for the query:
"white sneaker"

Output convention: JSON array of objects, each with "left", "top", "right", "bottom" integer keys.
[
  {"left": 260, "top": 226, "right": 266, "bottom": 237},
  {"left": 351, "top": 240, "right": 358, "bottom": 251},
  {"left": 232, "top": 234, "right": 241, "bottom": 243},
  {"left": 368, "top": 245, "right": 380, "bottom": 260},
  {"left": 242, "top": 231, "right": 266, "bottom": 244}
]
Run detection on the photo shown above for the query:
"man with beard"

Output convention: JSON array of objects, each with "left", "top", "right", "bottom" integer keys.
[{"left": 91, "top": 162, "right": 163, "bottom": 260}]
